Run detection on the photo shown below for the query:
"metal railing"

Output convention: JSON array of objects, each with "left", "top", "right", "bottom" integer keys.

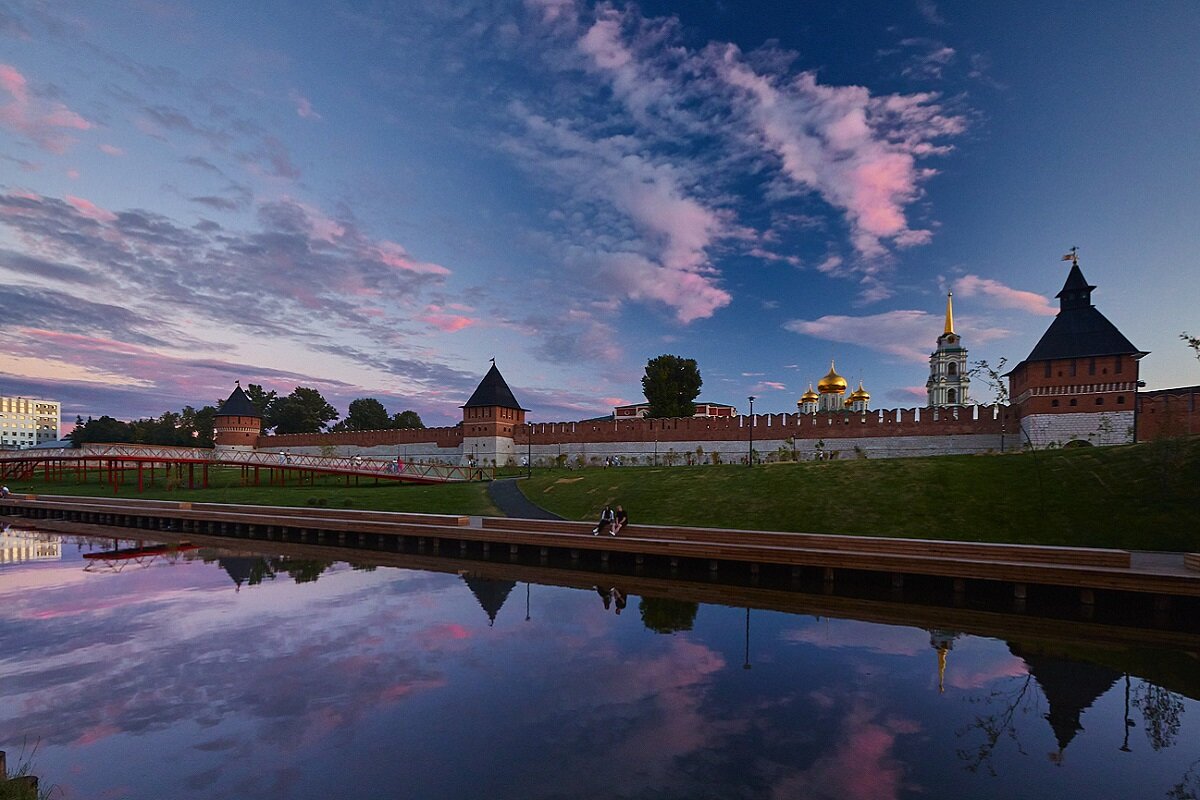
[{"left": 0, "top": 443, "right": 489, "bottom": 483}]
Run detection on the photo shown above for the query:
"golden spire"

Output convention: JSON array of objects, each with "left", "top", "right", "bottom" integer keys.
[
  {"left": 938, "top": 645, "right": 948, "bottom": 693},
  {"left": 944, "top": 292, "right": 955, "bottom": 335}
]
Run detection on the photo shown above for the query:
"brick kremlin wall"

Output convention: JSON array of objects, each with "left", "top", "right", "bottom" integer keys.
[
  {"left": 1136, "top": 386, "right": 1200, "bottom": 441},
  {"left": 252, "top": 404, "right": 1016, "bottom": 464}
]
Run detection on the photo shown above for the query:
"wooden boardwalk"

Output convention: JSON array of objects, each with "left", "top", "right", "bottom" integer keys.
[{"left": 3, "top": 493, "right": 1199, "bottom": 600}]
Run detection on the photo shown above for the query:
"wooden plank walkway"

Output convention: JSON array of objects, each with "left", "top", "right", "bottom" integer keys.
[{"left": 3, "top": 493, "right": 1199, "bottom": 599}]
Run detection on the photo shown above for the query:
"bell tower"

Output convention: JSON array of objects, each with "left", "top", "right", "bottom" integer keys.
[{"left": 927, "top": 293, "right": 970, "bottom": 407}]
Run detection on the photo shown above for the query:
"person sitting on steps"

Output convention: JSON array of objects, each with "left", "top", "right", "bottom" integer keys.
[
  {"left": 592, "top": 504, "right": 615, "bottom": 536},
  {"left": 611, "top": 505, "right": 628, "bottom": 536}
]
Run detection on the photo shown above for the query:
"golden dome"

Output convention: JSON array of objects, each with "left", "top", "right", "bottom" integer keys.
[
  {"left": 817, "top": 361, "right": 848, "bottom": 394},
  {"left": 849, "top": 381, "right": 870, "bottom": 402},
  {"left": 799, "top": 384, "right": 819, "bottom": 403}
]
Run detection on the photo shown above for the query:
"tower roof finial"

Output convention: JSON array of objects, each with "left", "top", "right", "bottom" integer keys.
[{"left": 944, "top": 292, "right": 955, "bottom": 335}]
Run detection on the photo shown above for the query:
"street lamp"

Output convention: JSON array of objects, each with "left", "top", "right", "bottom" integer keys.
[
  {"left": 747, "top": 395, "right": 756, "bottom": 467},
  {"left": 527, "top": 420, "right": 533, "bottom": 478},
  {"left": 743, "top": 607, "right": 752, "bottom": 670}
]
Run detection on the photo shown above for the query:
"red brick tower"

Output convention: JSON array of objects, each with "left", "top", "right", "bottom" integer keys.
[
  {"left": 213, "top": 382, "right": 262, "bottom": 449},
  {"left": 1007, "top": 256, "right": 1146, "bottom": 448},
  {"left": 461, "top": 362, "right": 526, "bottom": 465}
]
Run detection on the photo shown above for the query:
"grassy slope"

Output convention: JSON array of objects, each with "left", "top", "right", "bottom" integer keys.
[
  {"left": 6, "top": 440, "right": 1197, "bottom": 550},
  {"left": 520, "top": 439, "right": 1200, "bottom": 551}
]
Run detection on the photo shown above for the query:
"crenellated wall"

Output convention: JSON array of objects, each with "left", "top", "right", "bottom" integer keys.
[
  {"left": 246, "top": 405, "right": 1017, "bottom": 465},
  {"left": 516, "top": 405, "right": 1012, "bottom": 445},
  {"left": 1137, "top": 386, "right": 1200, "bottom": 441}
]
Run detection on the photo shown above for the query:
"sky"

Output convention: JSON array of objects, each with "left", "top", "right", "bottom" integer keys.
[{"left": 1, "top": 0, "right": 1198, "bottom": 428}]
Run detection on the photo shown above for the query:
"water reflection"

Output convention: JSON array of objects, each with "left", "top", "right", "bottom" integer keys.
[{"left": 0, "top": 529, "right": 1196, "bottom": 800}]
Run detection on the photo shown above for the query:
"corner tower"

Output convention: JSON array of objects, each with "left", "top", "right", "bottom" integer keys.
[
  {"left": 461, "top": 361, "right": 527, "bottom": 466},
  {"left": 214, "top": 382, "right": 262, "bottom": 450},
  {"left": 927, "top": 293, "right": 970, "bottom": 407},
  {"left": 1007, "top": 254, "right": 1146, "bottom": 448}
]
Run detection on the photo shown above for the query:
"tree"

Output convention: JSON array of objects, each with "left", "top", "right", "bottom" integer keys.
[
  {"left": 341, "top": 398, "right": 391, "bottom": 431},
  {"left": 968, "top": 358, "right": 1009, "bottom": 405},
  {"left": 1182, "top": 332, "right": 1200, "bottom": 362},
  {"left": 244, "top": 384, "right": 278, "bottom": 419},
  {"left": 269, "top": 387, "right": 340, "bottom": 434},
  {"left": 391, "top": 409, "right": 425, "bottom": 429},
  {"left": 642, "top": 354, "right": 702, "bottom": 418},
  {"left": 638, "top": 597, "right": 699, "bottom": 634}
]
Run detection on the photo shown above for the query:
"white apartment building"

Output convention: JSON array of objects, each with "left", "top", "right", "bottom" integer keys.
[{"left": 0, "top": 395, "right": 61, "bottom": 449}]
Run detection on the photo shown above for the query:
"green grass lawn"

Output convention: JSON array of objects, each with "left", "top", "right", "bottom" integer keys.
[
  {"left": 519, "top": 439, "right": 1200, "bottom": 551},
  {"left": 7, "top": 439, "right": 1198, "bottom": 550}
]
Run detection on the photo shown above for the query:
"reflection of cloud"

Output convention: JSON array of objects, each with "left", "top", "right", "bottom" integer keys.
[
  {"left": 781, "top": 619, "right": 929, "bottom": 656},
  {"left": 769, "top": 697, "right": 920, "bottom": 800}
]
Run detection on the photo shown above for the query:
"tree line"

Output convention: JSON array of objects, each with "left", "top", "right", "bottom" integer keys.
[{"left": 69, "top": 385, "right": 424, "bottom": 447}]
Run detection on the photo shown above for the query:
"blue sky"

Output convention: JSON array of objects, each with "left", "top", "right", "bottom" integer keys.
[{"left": 1, "top": 0, "right": 1197, "bottom": 427}]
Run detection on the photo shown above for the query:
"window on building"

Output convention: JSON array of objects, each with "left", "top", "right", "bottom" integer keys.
[
  {"left": 1096, "top": 397, "right": 1104, "bottom": 405},
  {"left": 948, "top": 363, "right": 957, "bottom": 376},
  {"left": 1069, "top": 398, "right": 1078, "bottom": 407},
  {"left": 1089, "top": 358, "right": 1096, "bottom": 375},
  {"left": 1117, "top": 395, "right": 1126, "bottom": 404},
  {"left": 1070, "top": 359, "right": 1077, "bottom": 377},
  {"left": 947, "top": 389, "right": 957, "bottom": 403},
  {"left": 1044, "top": 363, "right": 1052, "bottom": 378},
  {"left": 1051, "top": 399, "right": 1060, "bottom": 407},
  {"left": 1115, "top": 356, "right": 1123, "bottom": 374}
]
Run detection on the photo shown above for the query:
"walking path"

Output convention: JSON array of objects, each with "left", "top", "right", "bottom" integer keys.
[{"left": 487, "top": 478, "right": 563, "bottom": 520}]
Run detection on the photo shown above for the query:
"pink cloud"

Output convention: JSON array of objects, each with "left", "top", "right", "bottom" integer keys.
[
  {"left": 785, "top": 309, "right": 935, "bottom": 363},
  {"left": 0, "top": 63, "right": 92, "bottom": 153},
  {"left": 509, "top": 110, "right": 731, "bottom": 323},
  {"left": 65, "top": 194, "right": 117, "bottom": 223},
  {"left": 769, "top": 699, "right": 920, "bottom": 800},
  {"left": 99, "top": 143, "right": 125, "bottom": 156},
  {"left": 374, "top": 241, "right": 452, "bottom": 276},
  {"left": 420, "top": 305, "right": 476, "bottom": 332},
  {"left": 953, "top": 274, "right": 1056, "bottom": 316},
  {"left": 288, "top": 89, "right": 322, "bottom": 121},
  {"left": 715, "top": 50, "right": 964, "bottom": 261}
]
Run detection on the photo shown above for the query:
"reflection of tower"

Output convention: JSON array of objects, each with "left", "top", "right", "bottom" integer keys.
[
  {"left": 218, "top": 556, "right": 272, "bottom": 591},
  {"left": 929, "top": 629, "right": 960, "bottom": 693},
  {"left": 1009, "top": 643, "right": 1120, "bottom": 764},
  {"left": 462, "top": 576, "right": 517, "bottom": 626}
]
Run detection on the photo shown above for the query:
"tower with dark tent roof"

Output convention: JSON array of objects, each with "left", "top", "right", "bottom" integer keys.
[
  {"left": 213, "top": 382, "right": 262, "bottom": 450},
  {"left": 1007, "top": 254, "right": 1147, "bottom": 448},
  {"left": 461, "top": 361, "right": 527, "bottom": 466}
]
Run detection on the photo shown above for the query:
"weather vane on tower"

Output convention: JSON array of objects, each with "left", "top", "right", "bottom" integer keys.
[{"left": 1061, "top": 246, "right": 1079, "bottom": 267}]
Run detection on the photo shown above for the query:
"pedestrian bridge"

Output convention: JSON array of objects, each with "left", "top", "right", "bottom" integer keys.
[{"left": 0, "top": 443, "right": 486, "bottom": 491}]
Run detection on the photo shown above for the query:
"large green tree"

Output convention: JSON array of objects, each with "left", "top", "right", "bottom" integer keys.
[
  {"left": 268, "top": 386, "right": 340, "bottom": 434},
  {"left": 638, "top": 597, "right": 700, "bottom": 634},
  {"left": 642, "top": 354, "right": 702, "bottom": 418},
  {"left": 339, "top": 397, "right": 391, "bottom": 431},
  {"left": 244, "top": 384, "right": 278, "bottom": 419},
  {"left": 391, "top": 409, "right": 425, "bottom": 429}
]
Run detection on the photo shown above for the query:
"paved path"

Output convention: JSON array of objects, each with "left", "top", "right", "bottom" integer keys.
[{"left": 487, "top": 478, "right": 564, "bottom": 520}]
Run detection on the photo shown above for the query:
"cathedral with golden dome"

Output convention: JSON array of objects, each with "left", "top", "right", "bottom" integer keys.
[
  {"left": 797, "top": 293, "right": 968, "bottom": 415},
  {"left": 797, "top": 363, "right": 871, "bottom": 414}
]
